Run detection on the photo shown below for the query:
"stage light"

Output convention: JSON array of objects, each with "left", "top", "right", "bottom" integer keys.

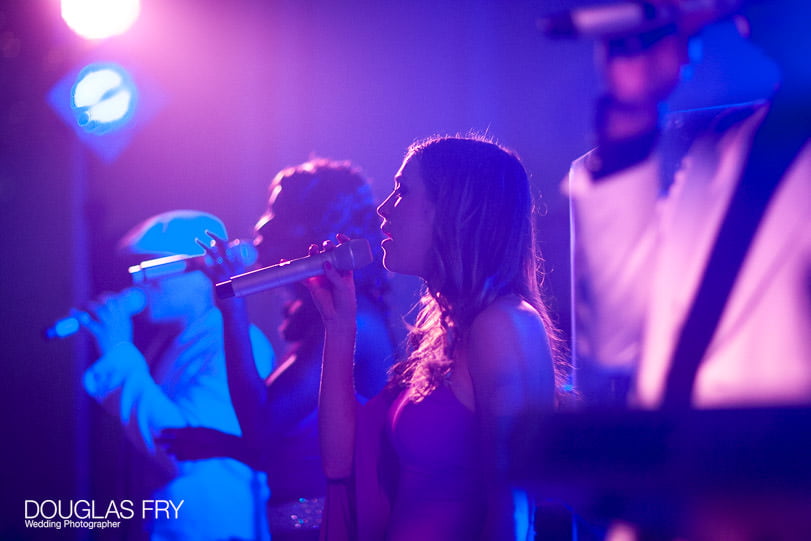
[
  {"left": 49, "top": 61, "right": 163, "bottom": 162},
  {"left": 70, "top": 63, "right": 138, "bottom": 134},
  {"left": 61, "top": 0, "right": 141, "bottom": 40}
]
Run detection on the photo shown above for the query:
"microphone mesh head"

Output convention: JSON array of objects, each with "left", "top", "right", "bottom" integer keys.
[{"left": 333, "top": 238, "right": 373, "bottom": 271}]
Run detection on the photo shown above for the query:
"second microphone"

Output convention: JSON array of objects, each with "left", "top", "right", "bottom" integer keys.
[{"left": 216, "top": 238, "right": 373, "bottom": 299}]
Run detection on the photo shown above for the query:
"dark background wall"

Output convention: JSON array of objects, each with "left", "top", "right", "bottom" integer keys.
[{"left": 1, "top": 1, "right": 777, "bottom": 538}]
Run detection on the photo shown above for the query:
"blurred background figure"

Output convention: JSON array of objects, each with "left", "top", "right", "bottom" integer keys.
[
  {"left": 79, "top": 210, "right": 273, "bottom": 541},
  {"left": 568, "top": 0, "right": 811, "bottom": 409},
  {"left": 562, "top": 0, "right": 811, "bottom": 538},
  {"left": 161, "top": 159, "right": 395, "bottom": 540}
]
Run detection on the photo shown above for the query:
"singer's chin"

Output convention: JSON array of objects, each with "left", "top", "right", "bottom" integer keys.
[
  {"left": 381, "top": 242, "right": 423, "bottom": 279},
  {"left": 380, "top": 240, "right": 396, "bottom": 273}
]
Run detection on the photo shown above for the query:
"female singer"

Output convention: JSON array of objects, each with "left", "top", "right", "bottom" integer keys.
[{"left": 307, "top": 135, "right": 564, "bottom": 540}]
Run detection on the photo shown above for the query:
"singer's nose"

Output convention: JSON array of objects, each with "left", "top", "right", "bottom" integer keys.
[{"left": 377, "top": 194, "right": 392, "bottom": 219}]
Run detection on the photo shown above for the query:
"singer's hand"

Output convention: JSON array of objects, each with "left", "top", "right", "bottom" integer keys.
[
  {"left": 304, "top": 235, "right": 358, "bottom": 331},
  {"left": 80, "top": 293, "right": 135, "bottom": 355},
  {"left": 195, "top": 231, "right": 249, "bottom": 285}
]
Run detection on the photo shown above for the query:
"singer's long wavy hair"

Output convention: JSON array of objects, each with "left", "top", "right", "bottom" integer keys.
[{"left": 388, "top": 135, "right": 566, "bottom": 400}]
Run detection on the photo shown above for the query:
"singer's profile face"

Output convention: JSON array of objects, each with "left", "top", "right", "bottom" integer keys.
[
  {"left": 377, "top": 156, "right": 435, "bottom": 278},
  {"left": 254, "top": 181, "right": 307, "bottom": 266}
]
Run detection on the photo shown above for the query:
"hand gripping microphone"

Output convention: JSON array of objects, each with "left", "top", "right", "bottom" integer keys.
[
  {"left": 216, "top": 238, "right": 373, "bottom": 299},
  {"left": 43, "top": 287, "right": 147, "bottom": 340},
  {"left": 128, "top": 239, "right": 258, "bottom": 284}
]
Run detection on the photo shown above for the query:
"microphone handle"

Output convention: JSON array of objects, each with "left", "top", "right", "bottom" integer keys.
[
  {"left": 540, "top": 2, "right": 666, "bottom": 38},
  {"left": 129, "top": 239, "right": 257, "bottom": 284},
  {"left": 218, "top": 251, "right": 337, "bottom": 299},
  {"left": 217, "top": 238, "right": 371, "bottom": 299},
  {"left": 539, "top": 0, "right": 741, "bottom": 39}
]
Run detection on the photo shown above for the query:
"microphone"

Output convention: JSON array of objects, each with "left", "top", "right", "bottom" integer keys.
[
  {"left": 538, "top": 0, "right": 741, "bottom": 39},
  {"left": 43, "top": 287, "right": 147, "bottom": 340},
  {"left": 216, "top": 238, "right": 373, "bottom": 299},
  {"left": 128, "top": 239, "right": 258, "bottom": 284}
]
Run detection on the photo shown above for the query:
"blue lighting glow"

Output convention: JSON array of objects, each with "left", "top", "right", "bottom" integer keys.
[{"left": 70, "top": 63, "right": 138, "bottom": 134}]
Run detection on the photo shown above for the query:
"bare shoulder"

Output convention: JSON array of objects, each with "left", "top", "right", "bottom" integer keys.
[
  {"left": 470, "top": 295, "right": 546, "bottom": 344},
  {"left": 468, "top": 296, "right": 550, "bottom": 370},
  {"left": 467, "top": 295, "right": 555, "bottom": 409}
]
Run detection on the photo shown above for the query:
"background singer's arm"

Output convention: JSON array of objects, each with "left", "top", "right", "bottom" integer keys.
[{"left": 82, "top": 293, "right": 236, "bottom": 474}]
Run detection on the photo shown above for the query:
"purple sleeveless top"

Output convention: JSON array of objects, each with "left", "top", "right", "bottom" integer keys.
[{"left": 385, "top": 384, "right": 485, "bottom": 540}]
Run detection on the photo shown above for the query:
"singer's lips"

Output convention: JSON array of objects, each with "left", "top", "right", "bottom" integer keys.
[{"left": 380, "top": 225, "right": 393, "bottom": 239}]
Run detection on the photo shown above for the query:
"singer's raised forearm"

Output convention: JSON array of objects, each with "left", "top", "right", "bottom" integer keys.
[
  {"left": 219, "top": 298, "right": 269, "bottom": 443},
  {"left": 318, "top": 322, "right": 358, "bottom": 480}
]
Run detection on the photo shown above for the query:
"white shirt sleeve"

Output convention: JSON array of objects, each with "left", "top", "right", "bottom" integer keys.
[
  {"left": 83, "top": 341, "right": 186, "bottom": 472},
  {"left": 566, "top": 149, "right": 662, "bottom": 371}
]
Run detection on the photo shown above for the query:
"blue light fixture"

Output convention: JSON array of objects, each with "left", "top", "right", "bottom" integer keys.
[
  {"left": 48, "top": 61, "right": 163, "bottom": 162},
  {"left": 70, "top": 62, "right": 138, "bottom": 135}
]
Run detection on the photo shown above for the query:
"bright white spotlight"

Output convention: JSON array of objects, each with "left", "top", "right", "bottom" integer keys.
[
  {"left": 71, "top": 63, "right": 138, "bottom": 134},
  {"left": 61, "top": 0, "right": 141, "bottom": 40}
]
